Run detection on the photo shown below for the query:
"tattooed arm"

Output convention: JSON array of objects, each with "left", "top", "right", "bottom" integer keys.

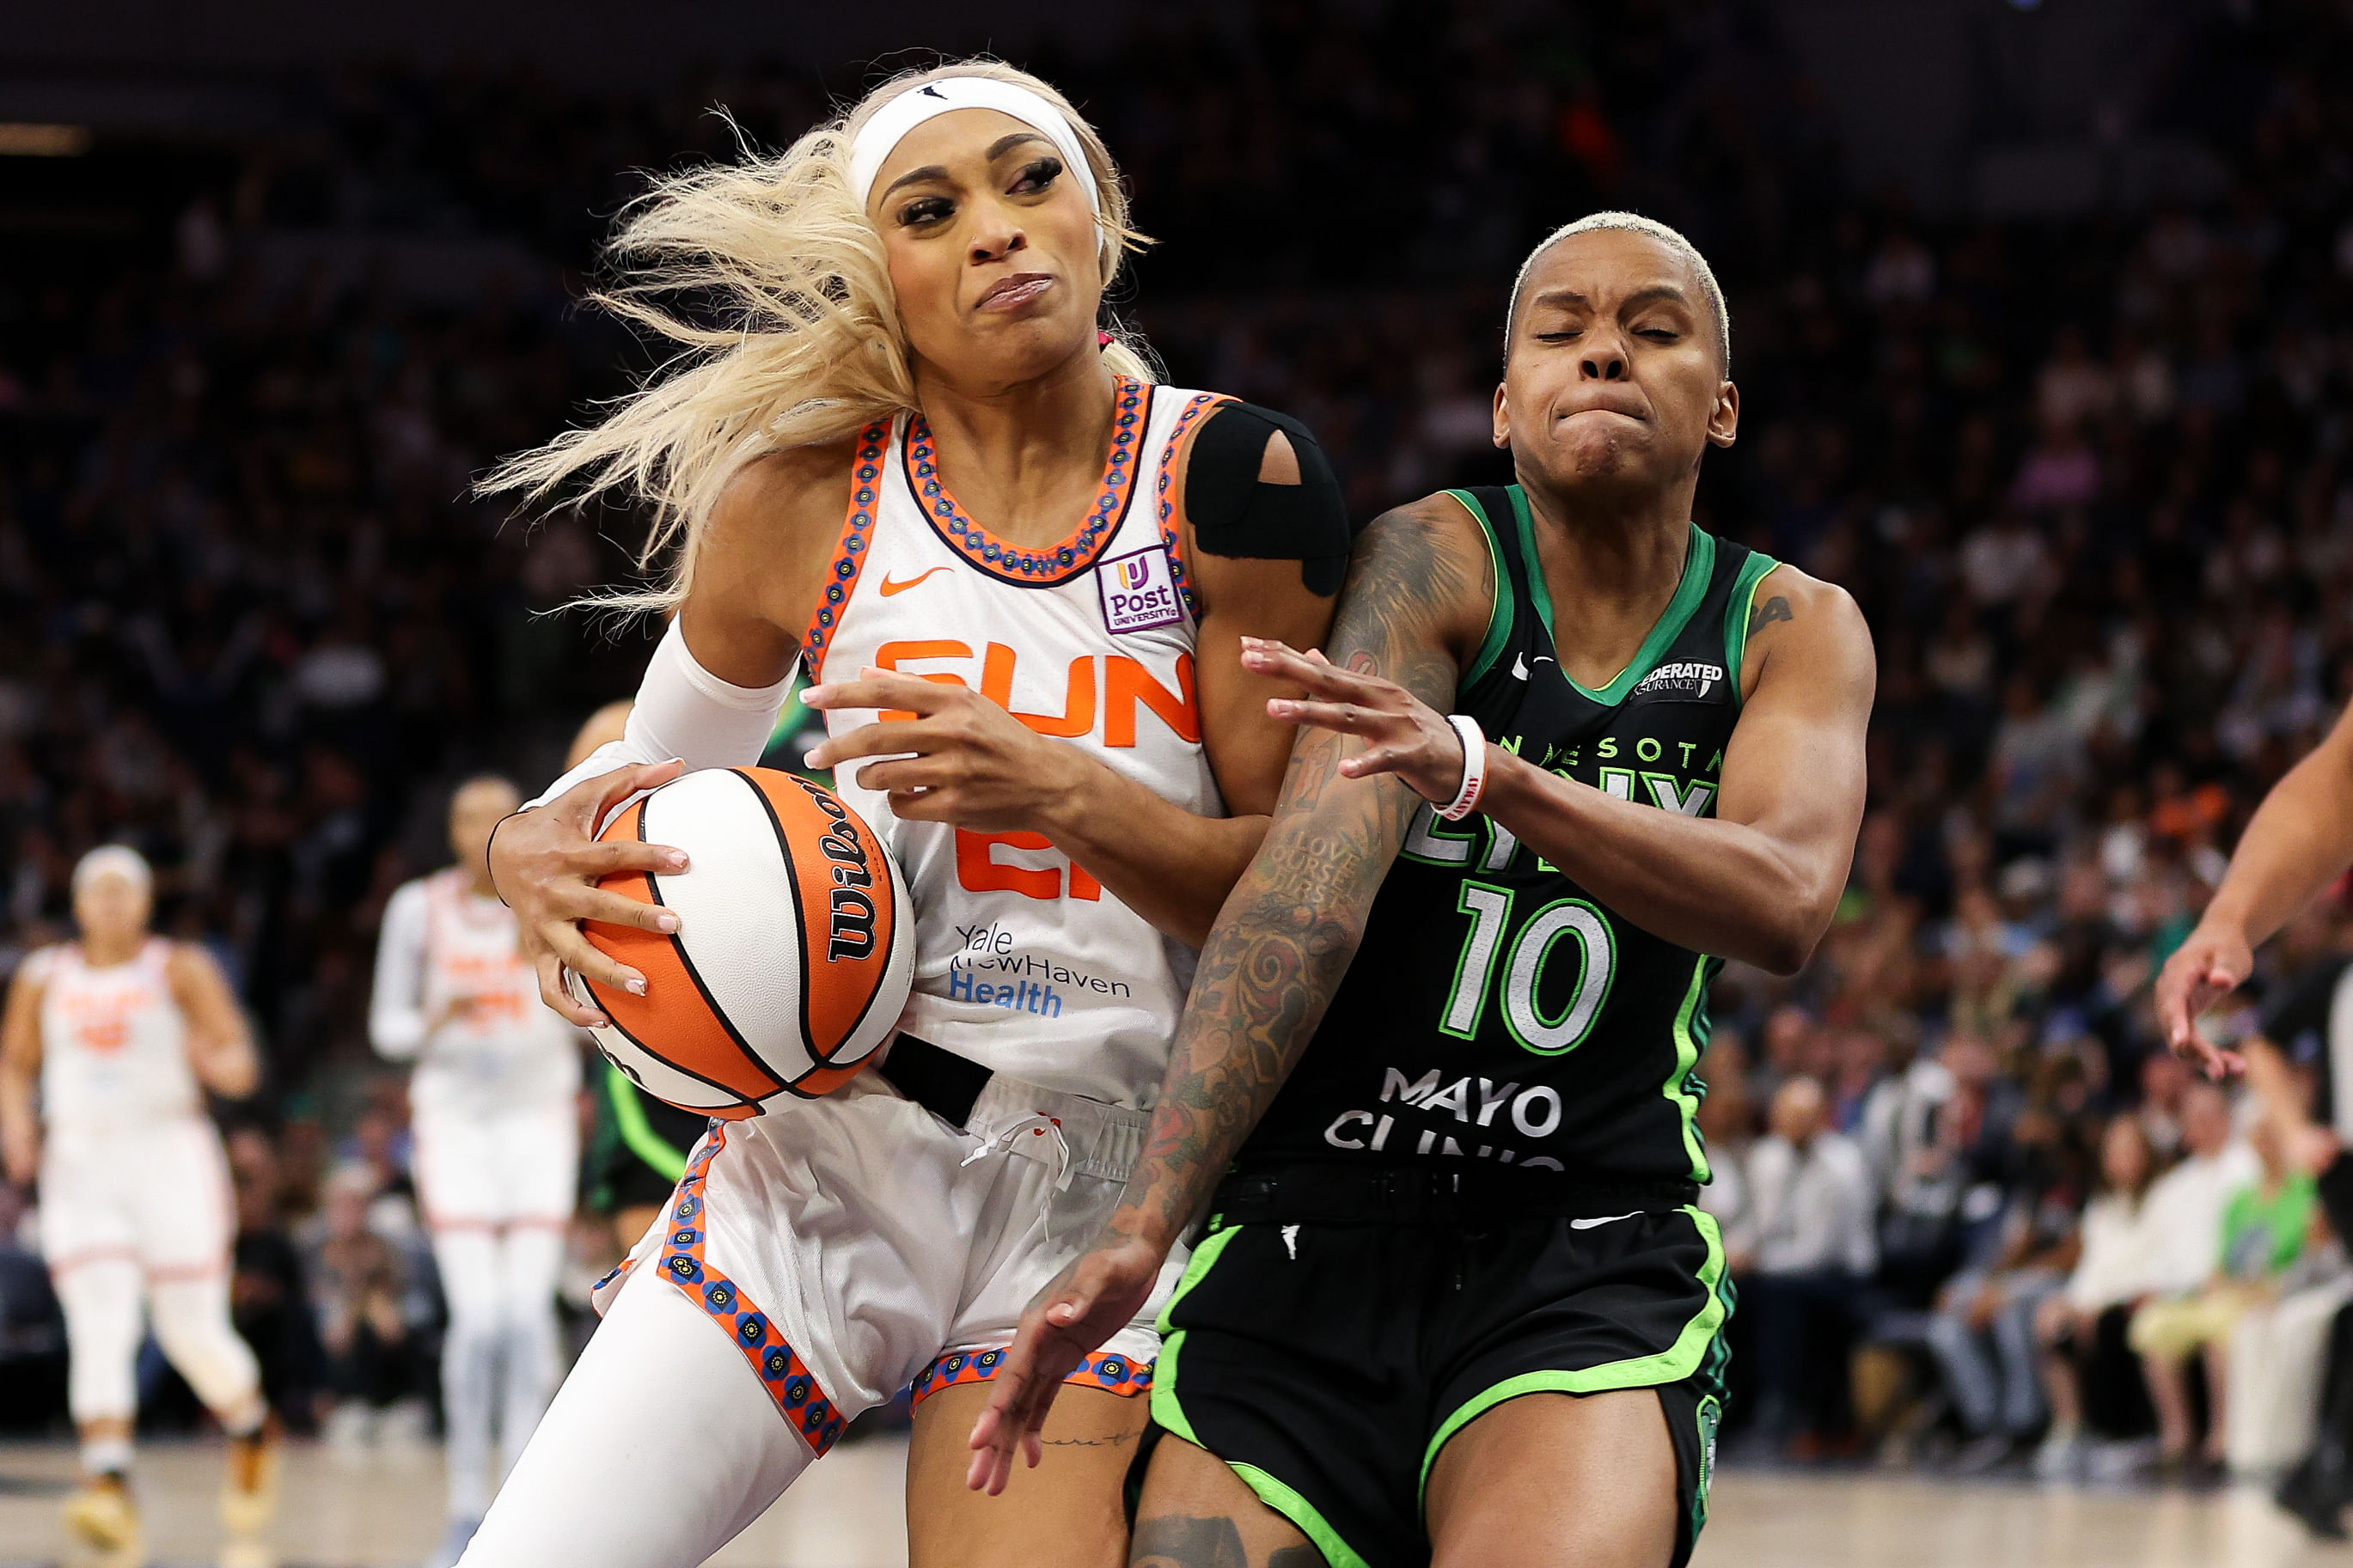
[
  {"left": 1244, "top": 561, "right": 1875, "bottom": 975},
  {"left": 964, "top": 493, "right": 1492, "bottom": 1492}
]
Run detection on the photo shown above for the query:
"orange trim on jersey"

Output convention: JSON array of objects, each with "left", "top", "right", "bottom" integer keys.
[
  {"left": 905, "top": 377, "right": 1152, "bottom": 587},
  {"left": 1154, "top": 391, "right": 1232, "bottom": 617},
  {"left": 802, "top": 420, "right": 892, "bottom": 681}
]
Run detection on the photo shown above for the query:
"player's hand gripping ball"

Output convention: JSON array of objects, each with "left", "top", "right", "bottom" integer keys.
[{"left": 566, "top": 766, "right": 913, "bottom": 1117}]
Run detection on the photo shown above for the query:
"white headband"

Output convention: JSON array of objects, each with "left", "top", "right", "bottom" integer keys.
[
  {"left": 848, "top": 77, "right": 1102, "bottom": 217},
  {"left": 74, "top": 845, "right": 151, "bottom": 896}
]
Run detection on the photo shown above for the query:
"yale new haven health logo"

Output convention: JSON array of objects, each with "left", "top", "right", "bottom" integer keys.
[{"left": 1096, "top": 546, "right": 1184, "bottom": 634}]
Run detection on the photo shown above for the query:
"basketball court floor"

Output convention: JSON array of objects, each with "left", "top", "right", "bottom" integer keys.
[{"left": 0, "top": 1437, "right": 2345, "bottom": 1568}]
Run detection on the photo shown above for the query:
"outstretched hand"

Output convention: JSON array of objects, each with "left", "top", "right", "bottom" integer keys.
[
  {"left": 1239, "top": 638, "right": 1467, "bottom": 805},
  {"left": 2153, "top": 920, "right": 2252, "bottom": 1081},
  {"left": 965, "top": 1232, "right": 1164, "bottom": 1496}
]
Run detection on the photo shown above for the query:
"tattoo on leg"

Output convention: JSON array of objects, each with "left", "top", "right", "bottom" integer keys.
[
  {"left": 1131, "top": 1514, "right": 1250, "bottom": 1568},
  {"left": 1040, "top": 1429, "right": 1138, "bottom": 1448},
  {"left": 1747, "top": 594, "right": 1793, "bottom": 634}
]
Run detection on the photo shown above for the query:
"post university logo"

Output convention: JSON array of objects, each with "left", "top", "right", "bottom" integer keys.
[{"left": 1097, "top": 546, "right": 1184, "bottom": 634}]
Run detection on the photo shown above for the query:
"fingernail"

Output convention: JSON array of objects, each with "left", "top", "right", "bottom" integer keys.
[
  {"left": 803, "top": 686, "right": 829, "bottom": 705},
  {"left": 659, "top": 850, "right": 688, "bottom": 870},
  {"left": 587, "top": 1014, "right": 608, "bottom": 1028},
  {"left": 625, "top": 975, "right": 646, "bottom": 997},
  {"left": 655, "top": 912, "right": 680, "bottom": 933},
  {"left": 803, "top": 751, "right": 826, "bottom": 769},
  {"left": 663, "top": 757, "right": 683, "bottom": 767}
]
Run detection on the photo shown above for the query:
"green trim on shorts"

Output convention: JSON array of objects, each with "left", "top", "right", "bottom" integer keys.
[
  {"left": 1415, "top": 1205, "right": 1729, "bottom": 1505},
  {"left": 1149, "top": 1223, "right": 1242, "bottom": 1447},
  {"left": 1150, "top": 1224, "right": 1374, "bottom": 1568},
  {"left": 1229, "top": 1461, "right": 1373, "bottom": 1568}
]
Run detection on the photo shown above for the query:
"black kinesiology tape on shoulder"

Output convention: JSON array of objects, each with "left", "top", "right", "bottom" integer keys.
[{"left": 1184, "top": 401, "right": 1353, "bottom": 596}]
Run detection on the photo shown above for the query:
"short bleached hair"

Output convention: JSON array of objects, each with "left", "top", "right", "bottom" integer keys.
[
  {"left": 73, "top": 845, "right": 152, "bottom": 897},
  {"left": 1506, "top": 210, "right": 1731, "bottom": 374}
]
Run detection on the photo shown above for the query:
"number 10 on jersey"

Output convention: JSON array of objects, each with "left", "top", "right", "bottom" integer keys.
[{"left": 1443, "top": 882, "right": 1617, "bottom": 1055}]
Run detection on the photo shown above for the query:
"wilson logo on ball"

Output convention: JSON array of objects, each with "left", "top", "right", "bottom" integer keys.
[
  {"left": 568, "top": 767, "right": 913, "bottom": 1117},
  {"left": 797, "top": 779, "right": 880, "bottom": 961}
]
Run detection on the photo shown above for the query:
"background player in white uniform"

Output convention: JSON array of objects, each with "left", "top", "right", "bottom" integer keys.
[
  {"left": 370, "top": 775, "right": 583, "bottom": 1567},
  {"left": 471, "top": 62, "right": 1346, "bottom": 1568},
  {"left": 0, "top": 846, "right": 277, "bottom": 1553}
]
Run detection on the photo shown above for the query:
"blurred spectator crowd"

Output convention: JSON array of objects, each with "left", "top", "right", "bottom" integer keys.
[{"left": 2, "top": 0, "right": 2352, "bottom": 1492}]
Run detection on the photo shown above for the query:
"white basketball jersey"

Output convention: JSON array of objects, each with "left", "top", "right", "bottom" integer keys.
[
  {"left": 403, "top": 868, "right": 582, "bottom": 1118},
  {"left": 807, "top": 377, "right": 1229, "bottom": 1108},
  {"left": 33, "top": 940, "right": 200, "bottom": 1137}
]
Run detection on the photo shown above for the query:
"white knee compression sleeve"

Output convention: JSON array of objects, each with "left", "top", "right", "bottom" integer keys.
[
  {"left": 459, "top": 1272, "right": 812, "bottom": 1568},
  {"left": 147, "top": 1275, "right": 264, "bottom": 1432},
  {"left": 528, "top": 621, "right": 795, "bottom": 808},
  {"left": 57, "top": 1259, "right": 142, "bottom": 1429}
]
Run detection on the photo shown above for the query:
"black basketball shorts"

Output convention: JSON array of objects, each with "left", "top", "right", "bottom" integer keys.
[{"left": 1145, "top": 1202, "right": 1732, "bottom": 1568}]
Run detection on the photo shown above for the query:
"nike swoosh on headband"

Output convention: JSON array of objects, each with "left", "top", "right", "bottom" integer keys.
[{"left": 847, "top": 76, "right": 1102, "bottom": 217}]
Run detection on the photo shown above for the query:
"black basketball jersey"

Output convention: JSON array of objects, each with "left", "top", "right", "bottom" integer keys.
[{"left": 1239, "top": 486, "right": 1779, "bottom": 1186}]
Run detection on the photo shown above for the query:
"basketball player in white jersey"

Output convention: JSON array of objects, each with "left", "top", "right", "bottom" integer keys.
[
  {"left": 0, "top": 846, "right": 277, "bottom": 1552},
  {"left": 370, "top": 775, "right": 584, "bottom": 1567},
  {"left": 468, "top": 61, "right": 1348, "bottom": 1568}
]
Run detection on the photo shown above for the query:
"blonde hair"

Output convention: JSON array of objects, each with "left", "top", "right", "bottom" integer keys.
[
  {"left": 485, "top": 60, "right": 1154, "bottom": 612},
  {"left": 1507, "top": 210, "right": 1731, "bottom": 373}
]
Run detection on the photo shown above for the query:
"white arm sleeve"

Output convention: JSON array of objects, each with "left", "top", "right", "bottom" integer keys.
[
  {"left": 528, "top": 620, "right": 798, "bottom": 808},
  {"left": 370, "top": 881, "right": 431, "bottom": 1061}
]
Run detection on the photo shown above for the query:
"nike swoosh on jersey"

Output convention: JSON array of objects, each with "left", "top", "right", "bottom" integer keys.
[{"left": 878, "top": 566, "right": 950, "bottom": 597}]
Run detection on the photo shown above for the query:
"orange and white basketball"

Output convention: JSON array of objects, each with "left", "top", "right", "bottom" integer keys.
[{"left": 567, "top": 766, "right": 913, "bottom": 1118}]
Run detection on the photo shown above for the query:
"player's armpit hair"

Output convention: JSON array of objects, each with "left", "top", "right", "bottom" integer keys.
[{"left": 1183, "top": 402, "right": 1352, "bottom": 596}]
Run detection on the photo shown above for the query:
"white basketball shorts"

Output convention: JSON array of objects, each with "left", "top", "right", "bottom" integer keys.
[
  {"left": 40, "top": 1116, "right": 235, "bottom": 1281},
  {"left": 590, "top": 1072, "right": 1184, "bottom": 1456},
  {"left": 412, "top": 1098, "right": 580, "bottom": 1233}
]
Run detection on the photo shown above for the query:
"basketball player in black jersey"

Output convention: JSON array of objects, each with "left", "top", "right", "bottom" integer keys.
[{"left": 969, "top": 212, "right": 1876, "bottom": 1568}]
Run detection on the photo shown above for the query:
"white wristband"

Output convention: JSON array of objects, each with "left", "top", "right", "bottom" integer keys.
[{"left": 1437, "top": 714, "right": 1488, "bottom": 821}]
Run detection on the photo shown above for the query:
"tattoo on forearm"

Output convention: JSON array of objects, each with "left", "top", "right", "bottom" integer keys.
[
  {"left": 1120, "top": 502, "right": 1480, "bottom": 1240},
  {"left": 1748, "top": 594, "right": 1793, "bottom": 634}
]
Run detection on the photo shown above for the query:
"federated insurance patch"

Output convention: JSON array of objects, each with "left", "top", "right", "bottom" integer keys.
[
  {"left": 1097, "top": 546, "right": 1185, "bottom": 634},
  {"left": 1625, "top": 660, "right": 1730, "bottom": 706}
]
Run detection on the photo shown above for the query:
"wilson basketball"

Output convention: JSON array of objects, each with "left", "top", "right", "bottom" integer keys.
[{"left": 567, "top": 766, "right": 913, "bottom": 1118}]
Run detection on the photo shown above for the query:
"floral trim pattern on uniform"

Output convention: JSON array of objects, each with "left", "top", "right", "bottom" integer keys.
[
  {"left": 804, "top": 421, "right": 890, "bottom": 680},
  {"left": 908, "top": 1345, "right": 1154, "bottom": 1406},
  {"left": 1153, "top": 391, "right": 1227, "bottom": 617},
  {"left": 657, "top": 1126, "right": 847, "bottom": 1454},
  {"left": 905, "top": 377, "right": 1149, "bottom": 587}
]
